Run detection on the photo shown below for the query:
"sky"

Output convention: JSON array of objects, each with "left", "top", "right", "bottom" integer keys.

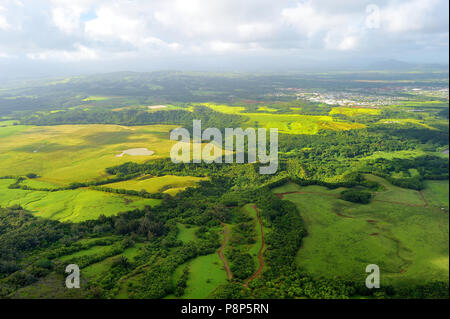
[{"left": 0, "top": 0, "right": 448, "bottom": 78}]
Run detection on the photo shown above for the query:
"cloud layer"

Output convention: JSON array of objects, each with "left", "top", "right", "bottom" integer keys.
[{"left": 0, "top": 0, "right": 448, "bottom": 74}]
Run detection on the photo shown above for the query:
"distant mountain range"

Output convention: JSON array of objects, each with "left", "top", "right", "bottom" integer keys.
[{"left": 368, "top": 59, "right": 449, "bottom": 71}]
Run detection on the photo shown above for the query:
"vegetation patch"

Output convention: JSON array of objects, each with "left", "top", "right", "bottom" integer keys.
[
  {"left": 340, "top": 189, "right": 372, "bottom": 204},
  {"left": 330, "top": 107, "right": 381, "bottom": 117}
]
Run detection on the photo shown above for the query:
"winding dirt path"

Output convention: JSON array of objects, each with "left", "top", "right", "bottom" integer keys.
[
  {"left": 218, "top": 222, "right": 233, "bottom": 281},
  {"left": 243, "top": 205, "right": 265, "bottom": 288}
]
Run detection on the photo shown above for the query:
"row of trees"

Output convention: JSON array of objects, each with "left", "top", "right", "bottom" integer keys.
[{"left": 22, "top": 105, "right": 247, "bottom": 130}]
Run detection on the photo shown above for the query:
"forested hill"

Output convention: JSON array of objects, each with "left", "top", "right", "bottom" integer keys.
[{"left": 22, "top": 106, "right": 247, "bottom": 129}]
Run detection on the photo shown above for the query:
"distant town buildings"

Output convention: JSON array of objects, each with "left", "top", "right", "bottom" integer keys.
[{"left": 271, "top": 86, "right": 448, "bottom": 107}]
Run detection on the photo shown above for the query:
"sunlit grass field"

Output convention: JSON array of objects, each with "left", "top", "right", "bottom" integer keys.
[
  {"left": 20, "top": 179, "right": 61, "bottom": 189},
  {"left": 329, "top": 107, "right": 381, "bottom": 116},
  {"left": 0, "top": 122, "right": 221, "bottom": 223},
  {"left": 200, "top": 103, "right": 365, "bottom": 134},
  {"left": 257, "top": 106, "right": 278, "bottom": 112},
  {"left": 0, "top": 179, "right": 160, "bottom": 222},
  {"left": 0, "top": 124, "right": 178, "bottom": 185},
  {"left": 243, "top": 112, "right": 365, "bottom": 134}
]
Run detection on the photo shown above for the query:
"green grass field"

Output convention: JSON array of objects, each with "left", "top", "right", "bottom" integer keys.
[
  {"left": 272, "top": 178, "right": 449, "bottom": 286},
  {"left": 0, "top": 179, "right": 160, "bottom": 222},
  {"left": 422, "top": 180, "right": 449, "bottom": 209},
  {"left": 330, "top": 107, "right": 381, "bottom": 116},
  {"left": 365, "top": 174, "right": 426, "bottom": 205},
  {"left": 164, "top": 252, "right": 228, "bottom": 299},
  {"left": 104, "top": 175, "right": 207, "bottom": 194},
  {"left": 181, "top": 253, "right": 228, "bottom": 298}
]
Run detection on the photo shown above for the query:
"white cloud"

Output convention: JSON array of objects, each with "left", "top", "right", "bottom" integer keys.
[
  {"left": 381, "top": 0, "right": 441, "bottom": 33},
  {"left": 209, "top": 41, "right": 241, "bottom": 52},
  {"left": 49, "top": 0, "right": 96, "bottom": 34},
  {"left": 51, "top": 6, "right": 83, "bottom": 34},
  {"left": 27, "top": 44, "right": 99, "bottom": 61},
  {"left": 85, "top": 5, "right": 179, "bottom": 50},
  {"left": 84, "top": 6, "right": 142, "bottom": 45},
  {"left": 0, "top": 0, "right": 447, "bottom": 67},
  {"left": 0, "top": 6, "right": 12, "bottom": 30},
  {"left": 336, "top": 36, "right": 358, "bottom": 51},
  {"left": 0, "top": 52, "right": 14, "bottom": 58},
  {"left": 207, "top": 41, "right": 262, "bottom": 53},
  {"left": 281, "top": 2, "right": 332, "bottom": 37},
  {"left": 237, "top": 23, "right": 275, "bottom": 40},
  {"left": 153, "top": 0, "right": 225, "bottom": 38},
  {"left": 281, "top": 1, "right": 363, "bottom": 51}
]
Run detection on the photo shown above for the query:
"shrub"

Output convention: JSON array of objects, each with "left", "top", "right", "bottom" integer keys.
[{"left": 340, "top": 189, "right": 372, "bottom": 204}]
